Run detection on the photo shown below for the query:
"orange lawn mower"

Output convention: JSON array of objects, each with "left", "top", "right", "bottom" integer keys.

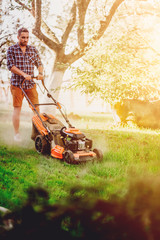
[{"left": 20, "top": 77, "right": 103, "bottom": 164}]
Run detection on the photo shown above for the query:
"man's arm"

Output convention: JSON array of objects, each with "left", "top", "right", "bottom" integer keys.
[
  {"left": 33, "top": 47, "right": 44, "bottom": 80},
  {"left": 7, "top": 47, "right": 31, "bottom": 80},
  {"left": 10, "top": 66, "right": 32, "bottom": 80},
  {"left": 37, "top": 65, "right": 44, "bottom": 81}
]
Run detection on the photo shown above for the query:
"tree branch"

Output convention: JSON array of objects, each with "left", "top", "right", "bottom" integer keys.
[
  {"left": 0, "top": 41, "right": 8, "bottom": 48},
  {"left": 92, "top": 0, "right": 125, "bottom": 41},
  {"left": 14, "top": 0, "right": 31, "bottom": 12},
  {"left": 34, "top": 0, "right": 41, "bottom": 31},
  {"left": 64, "top": 0, "right": 124, "bottom": 65},
  {"left": 41, "top": 21, "right": 60, "bottom": 44},
  {"left": 32, "top": 29, "right": 61, "bottom": 51},
  {"left": 63, "top": 47, "right": 85, "bottom": 64},
  {"left": 61, "top": 1, "right": 76, "bottom": 45},
  {"left": 61, "top": 0, "right": 91, "bottom": 63},
  {"left": 32, "top": 0, "right": 35, "bottom": 17},
  {"left": 77, "top": 0, "right": 91, "bottom": 48},
  {"left": 0, "top": 56, "right": 6, "bottom": 67},
  {"left": 0, "top": 34, "right": 12, "bottom": 41}
]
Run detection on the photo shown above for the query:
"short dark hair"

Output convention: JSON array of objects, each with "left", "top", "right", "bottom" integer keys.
[{"left": 18, "top": 27, "right": 29, "bottom": 36}]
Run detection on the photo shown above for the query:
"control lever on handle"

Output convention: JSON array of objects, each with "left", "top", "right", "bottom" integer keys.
[{"left": 31, "top": 75, "right": 47, "bottom": 92}]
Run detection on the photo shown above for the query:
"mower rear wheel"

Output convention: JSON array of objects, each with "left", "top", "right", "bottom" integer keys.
[
  {"left": 93, "top": 148, "right": 103, "bottom": 161},
  {"left": 35, "top": 135, "right": 51, "bottom": 154},
  {"left": 64, "top": 150, "right": 75, "bottom": 164}
]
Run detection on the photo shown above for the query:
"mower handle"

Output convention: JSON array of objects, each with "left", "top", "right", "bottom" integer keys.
[
  {"left": 31, "top": 75, "right": 47, "bottom": 92},
  {"left": 31, "top": 75, "right": 74, "bottom": 129}
]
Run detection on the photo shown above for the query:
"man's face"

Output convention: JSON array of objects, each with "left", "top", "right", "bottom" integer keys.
[{"left": 18, "top": 32, "right": 29, "bottom": 46}]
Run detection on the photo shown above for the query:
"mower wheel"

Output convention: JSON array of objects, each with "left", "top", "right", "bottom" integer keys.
[
  {"left": 93, "top": 148, "right": 103, "bottom": 161},
  {"left": 35, "top": 135, "right": 51, "bottom": 154},
  {"left": 64, "top": 150, "right": 75, "bottom": 164}
]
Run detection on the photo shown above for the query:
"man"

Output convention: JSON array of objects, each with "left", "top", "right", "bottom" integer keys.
[{"left": 7, "top": 27, "right": 43, "bottom": 142}]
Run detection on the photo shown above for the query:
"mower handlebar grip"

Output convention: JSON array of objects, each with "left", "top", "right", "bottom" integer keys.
[{"left": 31, "top": 75, "right": 38, "bottom": 80}]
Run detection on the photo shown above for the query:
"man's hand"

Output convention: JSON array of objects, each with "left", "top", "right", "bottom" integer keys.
[
  {"left": 23, "top": 73, "right": 32, "bottom": 80},
  {"left": 37, "top": 74, "right": 43, "bottom": 81},
  {"left": 10, "top": 66, "right": 32, "bottom": 81}
]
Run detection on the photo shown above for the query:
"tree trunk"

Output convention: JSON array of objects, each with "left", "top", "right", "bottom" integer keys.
[{"left": 40, "top": 61, "right": 66, "bottom": 115}]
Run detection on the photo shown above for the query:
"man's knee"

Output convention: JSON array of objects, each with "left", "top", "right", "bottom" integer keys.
[{"left": 13, "top": 107, "right": 21, "bottom": 118}]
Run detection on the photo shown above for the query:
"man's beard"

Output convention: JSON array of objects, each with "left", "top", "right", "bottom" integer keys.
[{"left": 20, "top": 42, "right": 27, "bottom": 46}]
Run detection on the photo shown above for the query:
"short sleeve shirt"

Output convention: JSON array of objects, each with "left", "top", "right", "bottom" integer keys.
[{"left": 7, "top": 43, "right": 43, "bottom": 89}]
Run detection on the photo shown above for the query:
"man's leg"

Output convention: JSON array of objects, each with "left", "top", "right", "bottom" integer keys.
[
  {"left": 12, "top": 106, "right": 21, "bottom": 135},
  {"left": 10, "top": 85, "right": 23, "bottom": 141},
  {"left": 25, "top": 85, "right": 40, "bottom": 114}
]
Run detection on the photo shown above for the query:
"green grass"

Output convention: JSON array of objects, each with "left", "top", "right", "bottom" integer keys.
[{"left": 1, "top": 103, "right": 160, "bottom": 210}]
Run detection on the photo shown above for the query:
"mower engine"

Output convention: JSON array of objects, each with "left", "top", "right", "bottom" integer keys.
[{"left": 60, "top": 127, "right": 92, "bottom": 152}]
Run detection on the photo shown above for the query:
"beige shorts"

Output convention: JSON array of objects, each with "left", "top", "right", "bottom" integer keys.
[{"left": 10, "top": 85, "right": 39, "bottom": 110}]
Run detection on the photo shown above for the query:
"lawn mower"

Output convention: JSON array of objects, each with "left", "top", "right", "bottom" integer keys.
[{"left": 20, "top": 77, "right": 103, "bottom": 164}]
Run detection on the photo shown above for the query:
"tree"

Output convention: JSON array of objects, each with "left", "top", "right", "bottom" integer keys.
[
  {"left": 0, "top": 0, "right": 19, "bottom": 73},
  {"left": 12, "top": 0, "right": 124, "bottom": 111},
  {"left": 70, "top": 0, "right": 160, "bottom": 104}
]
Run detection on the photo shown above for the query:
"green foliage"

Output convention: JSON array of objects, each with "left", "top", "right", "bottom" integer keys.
[{"left": 71, "top": 30, "right": 160, "bottom": 104}]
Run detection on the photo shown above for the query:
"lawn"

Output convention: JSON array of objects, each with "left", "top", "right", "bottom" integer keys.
[{"left": 1, "top": 102, "right": 160, "bottom": 210}]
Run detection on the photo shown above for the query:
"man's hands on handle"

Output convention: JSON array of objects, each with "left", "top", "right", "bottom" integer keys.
[
  {"left": 10, "top": 65, "right": 44, "bottom": 81},
  {"left": 23, "top": 73, "right": 43, "bottom": 81},
  {"left": 23, "top": 73, "right": 32, "bottom": 81}
]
